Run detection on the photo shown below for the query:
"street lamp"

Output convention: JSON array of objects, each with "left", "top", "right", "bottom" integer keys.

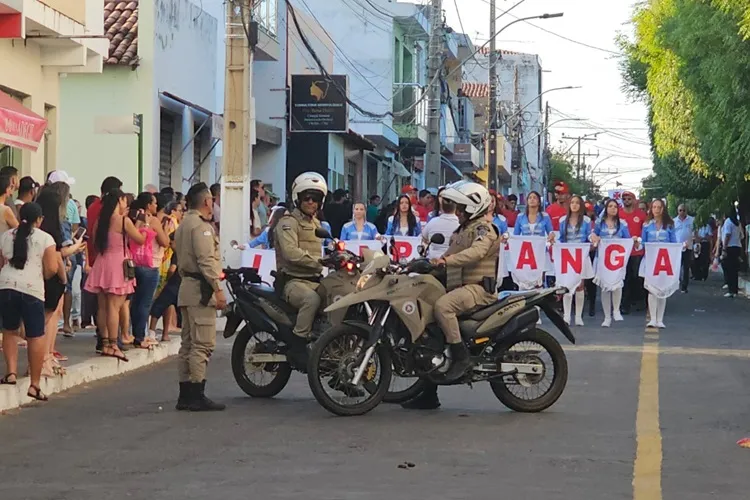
[{"left": 497, "top": 86, "right": 582, "bottom": 131}]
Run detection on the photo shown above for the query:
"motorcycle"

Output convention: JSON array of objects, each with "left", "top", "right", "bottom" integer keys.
[
  {"left": 306, "top": 234, "right": 576, "bottom": 416},
  {"left": 222, "top": 230, "right": 427, "bottom": 403}
]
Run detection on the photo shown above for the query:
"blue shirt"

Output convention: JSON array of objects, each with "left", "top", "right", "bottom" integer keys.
[
  {"left": 385, "top": 216, "right": 421, "bottom": 237},
  {"left": 340, "top": 220, "right": 379, "bottom": 241},
  {"left": 674, "top": 215, "right": 694, "bottom": 245},
  {"left": 559, "top": 215, "right": 592, "bottom": 243},
  {"left": 722, "top": 218, "right": 742, "bottom": 248},
  {"left": 641, "top": 221, "right": 677, "bottom": 243},
  {"left": 492, "top": 214, "right": 509, "bottom": 235},
  {"left": 594, "top": 219, "right": 631, "bottom": 240},
  {"left": 698, "top": 225, "right": 712, "bottom": 239},
  {"left": 247, "top": 228, "right": 270, "bottom": 248},
  {"left": 513, "top": 212, "right": 553, "bottom": 236},
  {"left": 321, "top": 221, "right": 333, "bottom": 246}
]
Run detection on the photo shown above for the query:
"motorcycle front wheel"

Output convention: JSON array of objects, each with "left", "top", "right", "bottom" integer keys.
[
  {"left": 231, "top": 327, "right": 292, "bottom": 398},
  {"left": 308, "top": 324, "right": 392, "bottom": 416},
  {"left": 489, "top": 328, "right": 568, "bottom": 413}
]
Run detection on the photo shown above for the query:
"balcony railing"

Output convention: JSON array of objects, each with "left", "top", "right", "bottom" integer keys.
[
  {"left": 253, "top": 0, "right": 277, "bottom": 37},
  {"left": 393, "top": 83, "right": 428, "bottom": 141}
]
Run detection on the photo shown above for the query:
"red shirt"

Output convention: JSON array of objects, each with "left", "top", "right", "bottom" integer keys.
[
  {"left": 86, "top": 198, "right": 103, "bottom": 265},
  {"left": 619, "top": 207, "right": 647, "bottom": 256},
  {"left": 545, "top": 203, "right": 567, "bottom": 231},
  {"left": 415, "top": 203, "right": 431, "bottom": 222},
  {"left": 501, "top": 209, "right": 519, "bottom": 228}
]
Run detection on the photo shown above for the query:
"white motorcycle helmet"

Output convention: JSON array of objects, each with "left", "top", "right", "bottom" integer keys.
[
  {"left": 291, "top": 171, "right": 328, "bottom": 206},
  {"left": 441, "top": 181, "right": 492, "bottom": 220}
]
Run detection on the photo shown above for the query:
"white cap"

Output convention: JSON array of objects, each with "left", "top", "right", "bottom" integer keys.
[{"left": 47, "top": 170, "right": 76, "bottom": 186}]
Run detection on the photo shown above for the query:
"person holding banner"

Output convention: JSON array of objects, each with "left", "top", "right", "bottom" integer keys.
[
  {"left": 639, "top": 198, "right": 679, "bottom": 328},
  {"left": 557, "top": 195, "right": 593, "bottom": 326},
  {"left": 591, "top": 199, "right": 632, "bottom": 327},
  {"left": 386, "top": 195, "right": 422, "bottom": 237},
  {"left": 513, "top": 191, "right": 554, "bottom": 239},
  {"left": 340, "top": 202, "right": 380, "bottom": 241}
]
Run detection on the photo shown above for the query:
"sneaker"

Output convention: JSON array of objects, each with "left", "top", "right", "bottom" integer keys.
[
  {"left": 724, "top": 292, "right": 735, "bottom": 298},
  {"left": 563, "top": 317, "right": 571, "bottom": 326},
  {"left": 646, "top": 320, "right": 657, "bottom": 328},
  {"left": 53, "top": 351, "right": 68, "bottom": 362},
  {"left": 613, "top": 312, "right": 624, "bottom": 322},
  {"left": 722, "top": 284, "right": 729, "bottom": 290},
  {"left": 575, "top": 317, "right": 584, "bottom": 326},
  {"left": 601, "top": 318, "right": 612, "bottom": 328},
  {"left": 656, "top": 322, "right": 666, "bottom": 329}
]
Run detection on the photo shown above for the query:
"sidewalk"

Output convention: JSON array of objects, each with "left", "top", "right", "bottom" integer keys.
[
  {"left": 0, "top": 328, "right": 180, "bottom": 413},
  {"left": 740, "top": 273, "right": 750, "bottom": 297}
]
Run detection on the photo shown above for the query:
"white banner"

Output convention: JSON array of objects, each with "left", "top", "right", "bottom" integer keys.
[
  {"left": 343, "top": 239, "right": 383, "bottom": 257},
  {"left": 240, "top": 248, "right": 277, "bottom": 285},
  {"left": 593, "top": 238, "right": 633, "bottom": 291},
  {"left": 552, "top": 243, "right": 594, "bottom": 292},
  {"left": 389, "top": 236, "right": 423, "bottom": 262},
  {"left": 545, "top": 230, "right": 560, "bottom": 275},
  {"left": 508, "top": 236, "right": 548, "bottom": 290},
  {"left": 641, "top": 242, "right": 683, "bottom": 298}
]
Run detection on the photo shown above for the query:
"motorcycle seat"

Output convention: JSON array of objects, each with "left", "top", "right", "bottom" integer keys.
[{"left": 459, "top": 291, "right": 539, "bottom": 321}]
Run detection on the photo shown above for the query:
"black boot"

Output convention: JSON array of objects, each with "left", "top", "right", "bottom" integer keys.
[
  {"left": 442, "top": 343, "right": 471, "bottom": 383},
  {"left": 401, "top": 383, "right": 440, "bottom": 410},
  {"left": 175, "top": 381, "right": 190, "bottom": 411},
  {"left": 187, "top": 381, "right": 226, "bottom": 412},
  {"left": 286, "top": 335, "right": 309, "bottom": 371}
]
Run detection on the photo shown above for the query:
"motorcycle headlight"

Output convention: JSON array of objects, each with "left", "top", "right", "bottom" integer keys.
[{"left": 356, "top": 273, "right": 374, "bottom": 291}]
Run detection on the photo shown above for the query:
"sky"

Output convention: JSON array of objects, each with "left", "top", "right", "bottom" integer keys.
[{"left": 442, "top": 0, "right": 652, "bottom": 193}]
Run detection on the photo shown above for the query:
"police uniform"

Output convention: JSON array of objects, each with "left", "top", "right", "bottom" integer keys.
[
  {"left": 174, "top": 209, "right": 222, "bottom": 383},
  {"left": 274, "top": 208, "right": 323, "bottom": 338},
  {"left": 434, "top": 218, "right": 498, "bottom": 344}
]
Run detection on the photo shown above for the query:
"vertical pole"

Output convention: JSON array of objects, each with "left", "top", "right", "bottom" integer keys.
[
  {"left": 543, "top": 102, "right": 549, "bottom": 186},
  {"left": 136, "top": 113, "right": 144, "bottom": 192},
  {"left": 425, "top": 0, "right": 442, "bottom": 188},
  {"left": 576, "top": 138, "right": 581, "bottom": 181},
  {"left": 488, "top": 0, "right": 497, "bottom": 191},
  {"left": 220, "top": 0, "right": 253, "bottom": 267}
]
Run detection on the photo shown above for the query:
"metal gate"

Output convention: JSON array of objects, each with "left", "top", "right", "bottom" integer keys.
[{"left": 159, "top": 110, "right": 175, "bottom": 189}]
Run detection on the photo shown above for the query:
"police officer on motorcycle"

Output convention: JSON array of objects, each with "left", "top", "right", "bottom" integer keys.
[
  {"left": 403, "top": 181, "right": 499, "bottom": 409},
  {"left": 274, "top": 172, "right": 327, "bottom": 364}
]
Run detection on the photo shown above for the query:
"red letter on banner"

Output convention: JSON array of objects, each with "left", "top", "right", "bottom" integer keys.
[
  {"left": 517, "top": 241, "right": 538, "bottom": 270},
  {"left": 394, "top": 241, "right": 413, "bottom": 259},
  {"left": 561, "top": 247, "right": 583, "bottom": 274},
  {"left": 653, "top": 248, "right": 673, "bottom": 275},
  {"left": 604, "top": 244, "right": 625, "bottom": 270},
  {"left": 251, "top": 253, "right": 263, "bottom": 269}
]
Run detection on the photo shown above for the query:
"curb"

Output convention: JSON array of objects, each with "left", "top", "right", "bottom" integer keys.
[
  {"left": 0, "top": 339, "right": 180, "bottom": 413},
  {"left": 740, "top": 276, "right": 750, "bottom": 298}
]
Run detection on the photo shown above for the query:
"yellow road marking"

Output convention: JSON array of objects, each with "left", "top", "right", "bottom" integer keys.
[
  {"left": 565, "top": 344, "right": 750, "bottom": 358},
  {"left": 633, "top": 332, "right": 662, "bottom": 500}
]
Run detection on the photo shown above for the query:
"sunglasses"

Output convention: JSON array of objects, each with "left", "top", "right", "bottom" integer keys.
[{"left": 301, "top": 194, "right": 322, "bottom": 203}]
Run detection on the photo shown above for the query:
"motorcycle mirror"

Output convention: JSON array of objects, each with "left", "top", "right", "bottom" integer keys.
[
  {"left": 417, "top": 245, "right": 425, "bottom": 255},
  {"left": 430, "top": 233, "right": 445, "bottom": 245},
  {"left": 315, "top": 228, "right": 332, "bottom": 240}
]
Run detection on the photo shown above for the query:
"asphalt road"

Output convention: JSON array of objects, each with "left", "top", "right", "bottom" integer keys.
[{"left": 2, "top": 276, "right": 750, "bottom": 500}]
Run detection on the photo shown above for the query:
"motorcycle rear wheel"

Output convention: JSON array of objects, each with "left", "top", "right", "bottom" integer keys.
[
  {"left": 489, "top": 328, "right": 568, "bottom": 413},
  {"left": 231, "top": 327, "right": 292, "bottom": 398},
  {"left": 308, "top": 324, "right": 392, "bottom": 416}
]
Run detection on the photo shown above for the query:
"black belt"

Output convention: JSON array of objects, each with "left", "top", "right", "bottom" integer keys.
[{"left": 183, "top": 272, "right": 214, "bottom": 306}]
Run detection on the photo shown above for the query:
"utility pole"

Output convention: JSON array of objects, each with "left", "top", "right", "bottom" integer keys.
[
  {"left": 487, "top": 0, "right": 498, "bottom": 191},
  {"left": 425, "top": 0, "right": 443, "bottom": 188},
  {"left": 221, "top": 0, "right": 254, "bottom": 267},
  {"left": 562, "top": 133, "right": 598, "bottom": 181}
]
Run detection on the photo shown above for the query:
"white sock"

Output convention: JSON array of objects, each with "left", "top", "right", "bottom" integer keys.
[
  {"left": 574, "top": 289, "right": 585, "bottom": 322},
  {"left": 656, "top": 297, "right": 666, "bottom": 323},
  {"left": 612, "top": 288, "right": 622, "bottom": 313},
  {"left": 648, "top": 294, "right": 658, "bottom": 323},
  {"left": 563, "top": 293, "right": 573, "bottom": 321},
  {"left": 601, "top": 290, "right": 612, "bottom": 320}
]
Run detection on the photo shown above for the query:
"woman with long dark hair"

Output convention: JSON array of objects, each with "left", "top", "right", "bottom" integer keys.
[
  {"left": 639, "top": 198, "right": 677, "bottom": 328},
  {"left": 84, "top": 189, "right": 147, "bottom": 361},
  {"left": 591, "top": 199, "right": 631, "bottom": 327},
  {"left": 720, "top": 207, "right": 742, "bottom": 298},
  {"left": 385, "top": 194, "right": 421, "bottom": 236},
  {"left": 129, "top": 191, "right": 169, "bottom": 348},
  {"left": 0, "top": 203, "right": 59, "bottom": 400},
  {"left": 513, "top": 191, "right": 553, "bottom": 238},
  {"left": 36, "top": 187, "right": 85, "bottom": 375},
  {"left": 558, "top": 195, "right": 593, "bottom": 326}
]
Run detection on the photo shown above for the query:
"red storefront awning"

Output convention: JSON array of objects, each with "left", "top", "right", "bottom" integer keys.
[{"left": 0, "top": 91, "right": 47, "bottom": 152}]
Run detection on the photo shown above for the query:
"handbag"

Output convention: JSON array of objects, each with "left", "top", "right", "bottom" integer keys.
[
  {"left": 122, "top": 217, "right": 136, "bottom": 280},
  {"left": 130, "top": 228, "right": 155, "bottom": 267}
]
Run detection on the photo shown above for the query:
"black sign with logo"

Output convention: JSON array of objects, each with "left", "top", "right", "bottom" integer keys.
[{"left": 290, "top": 74, "right": 348, "bottom": 132}]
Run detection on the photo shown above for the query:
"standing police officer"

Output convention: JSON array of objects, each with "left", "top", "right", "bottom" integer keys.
[
  {"left": 274, "top": 172, "right": 327, "bottom": 364},
  {"left": 403, "top": 181, "right": 499, "bottom": 409},
  {"left": 174, "top": 182, "right": 226, "bottom": 411}
]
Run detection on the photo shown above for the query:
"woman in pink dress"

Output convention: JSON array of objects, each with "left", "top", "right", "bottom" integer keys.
[{"left": 85, "top": 189, "right": 147, "bottom": 361}]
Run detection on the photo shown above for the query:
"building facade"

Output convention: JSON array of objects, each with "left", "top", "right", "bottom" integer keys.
[{"left": 0, "top": 0, "right": 108, "bottom": 180}]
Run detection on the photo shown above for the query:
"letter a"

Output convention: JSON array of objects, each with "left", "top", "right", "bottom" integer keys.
[
  {"left": 517, "top": 241, "right": 537, "bottom": 270},
  {"left": 561, "top": 248, "right": 583, "bottom": 274},
  {"left": 653, "top": 248, "right": 673, "bottom": 275}
]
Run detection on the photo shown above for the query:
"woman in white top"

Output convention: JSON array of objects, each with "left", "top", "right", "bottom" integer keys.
[{"left": 0, "top": 202, "right": 61, "bottom": 401}]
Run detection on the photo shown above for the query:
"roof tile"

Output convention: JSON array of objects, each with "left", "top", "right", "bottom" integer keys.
[
  {"left": 461, "top": 82, "right": 490, "bottom": 98},
  {"left": 104, "top": 0, "right": 139, "bottom": 66}
]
